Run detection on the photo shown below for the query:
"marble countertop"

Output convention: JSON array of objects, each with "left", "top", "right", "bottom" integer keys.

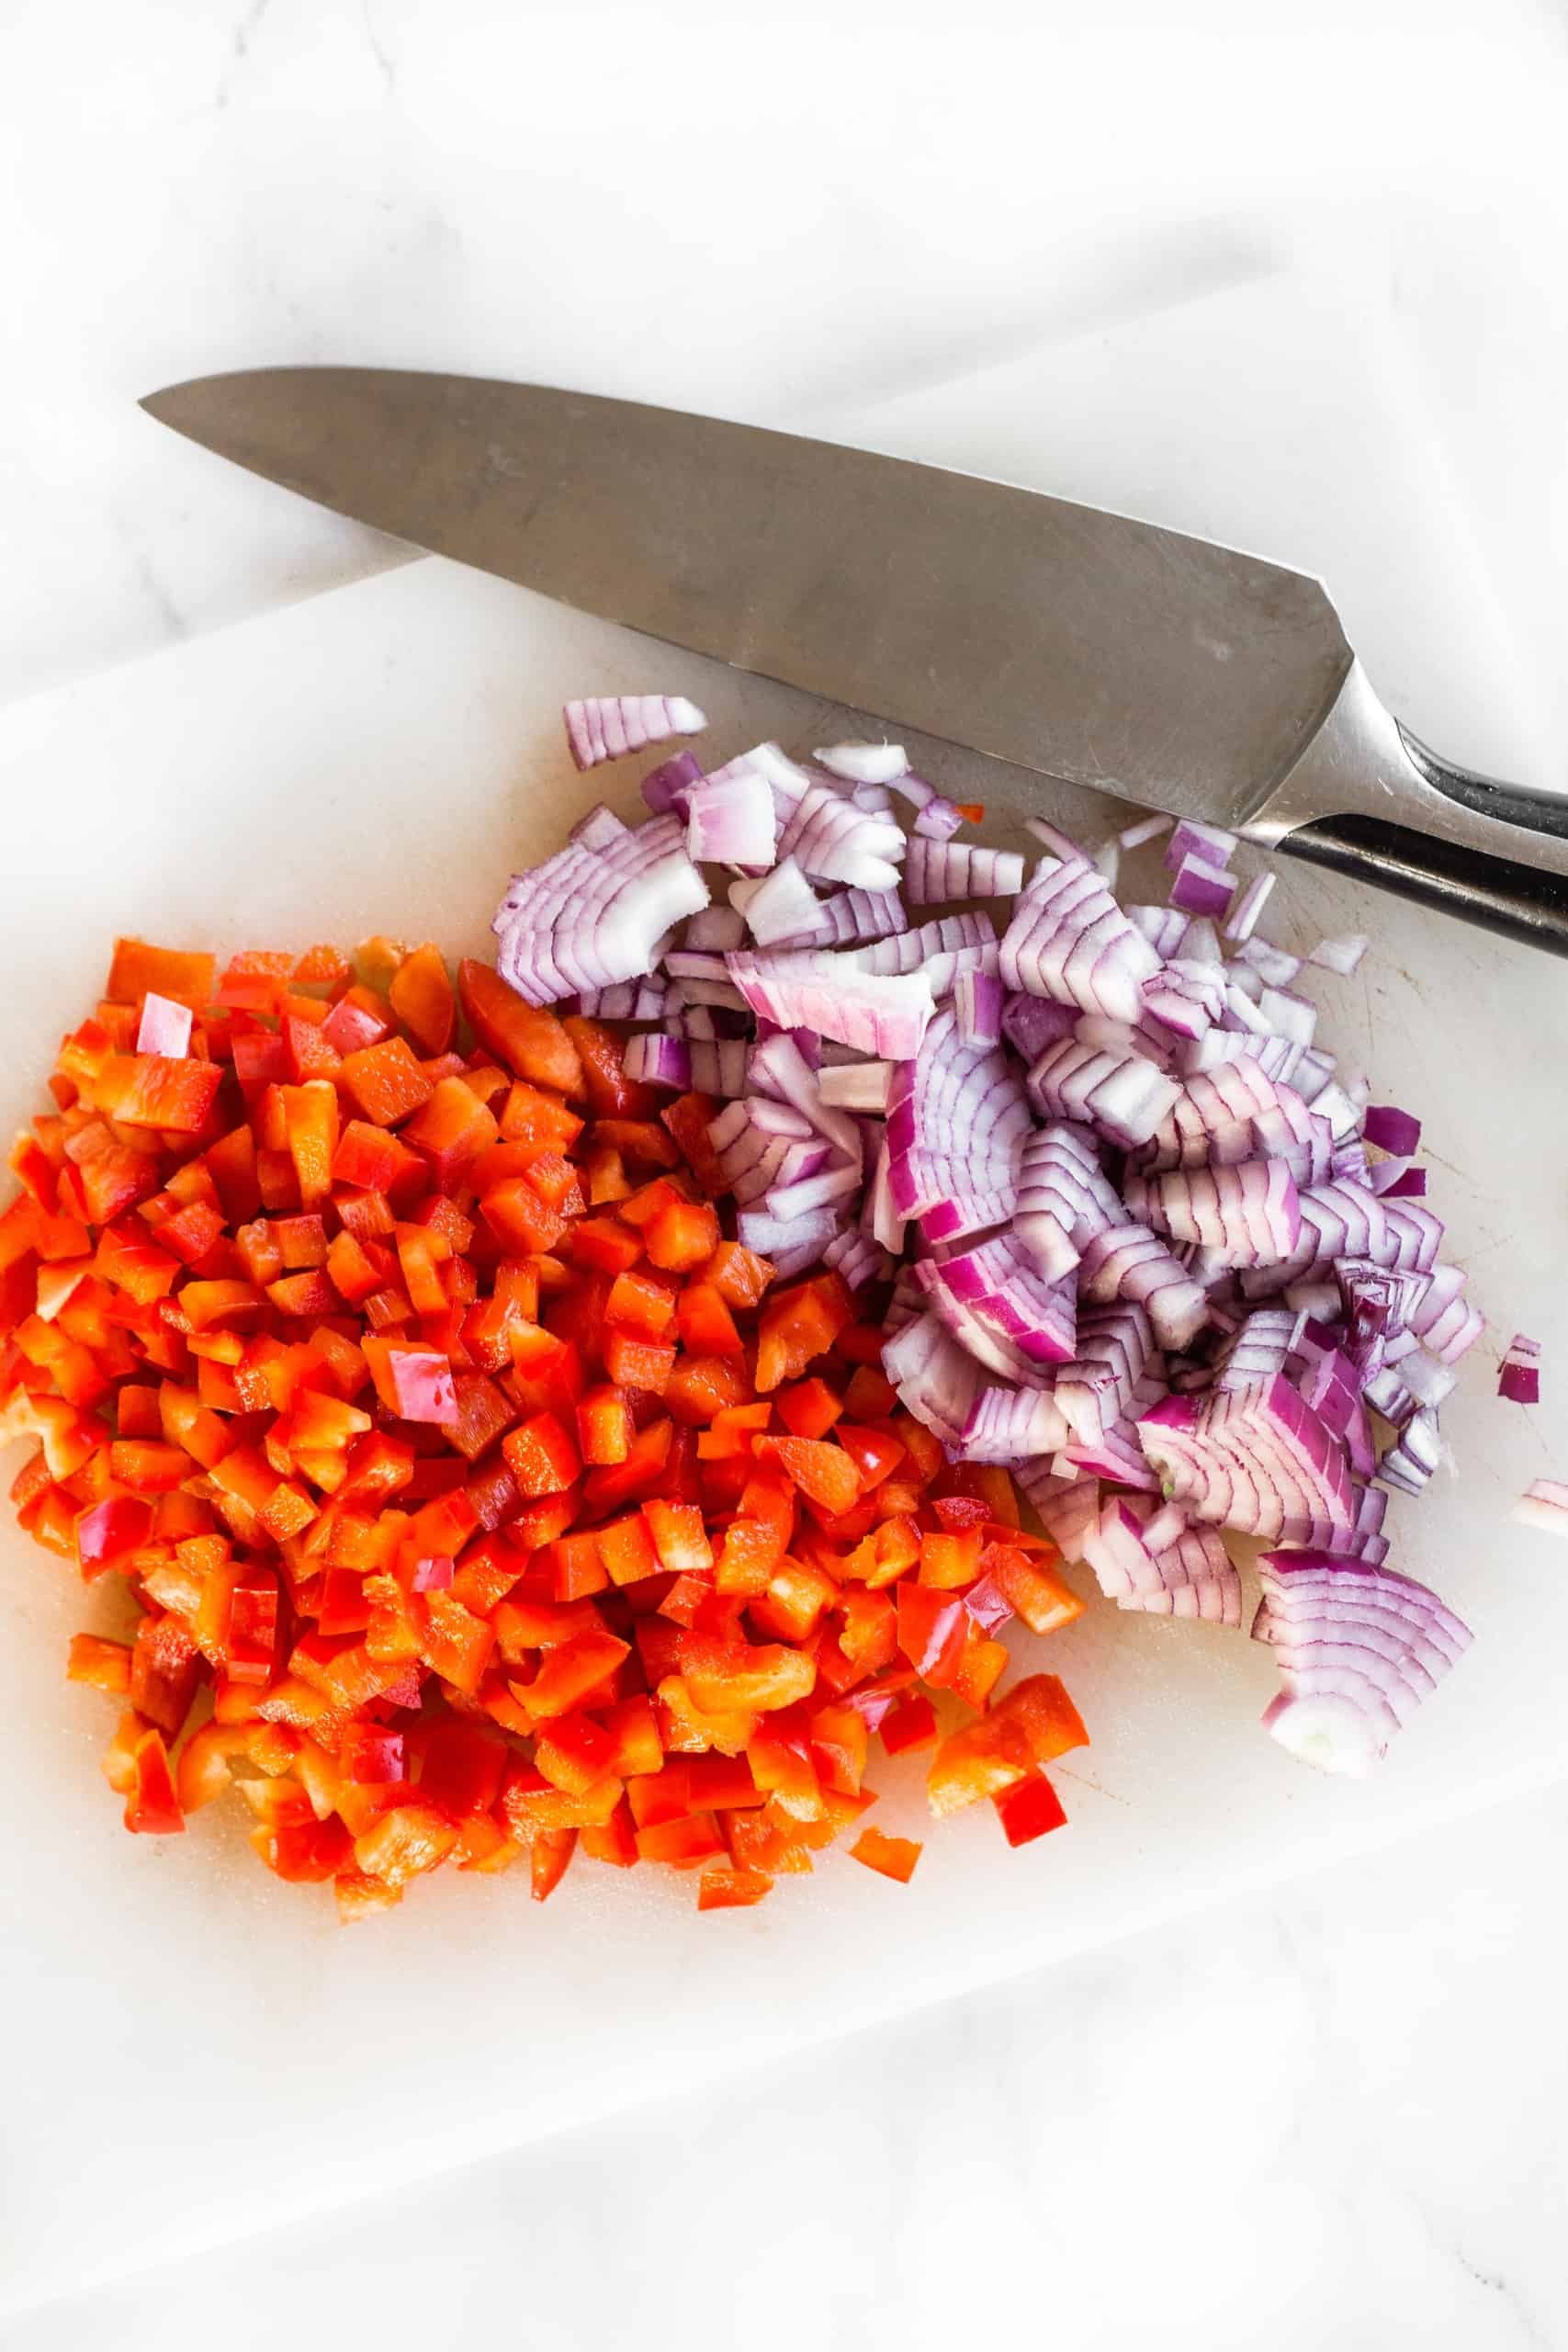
[{"left": 5, "top": 1, "right": 1568, "bottom": 2343}]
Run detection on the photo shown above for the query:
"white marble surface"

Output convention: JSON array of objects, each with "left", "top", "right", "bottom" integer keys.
[
  {"left": 5, "top": 0, "right": 1568, "bottom": 2342},
  {"left": 7, "top": 1783, "right": 1568, "bottom": 2352}
]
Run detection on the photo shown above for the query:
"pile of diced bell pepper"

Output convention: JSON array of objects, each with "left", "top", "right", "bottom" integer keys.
[{"left": 0, "top": 935, "right": 1089, "bottom": 1917}]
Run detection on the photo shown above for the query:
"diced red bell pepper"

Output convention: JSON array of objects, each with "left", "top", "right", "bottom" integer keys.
[
  {"left": 755, "top": 1272, "right": 852, "bottom": 1392},
  {"left": 458, "top": 962, "right": 583, "bottom": 1095},
  {"left": 93, "top": 1054, "right": 222, "bottom": 1135},
  {"left": 879, "top": 1692, "right": 939, "bottom": 1755},
  {"left": 835, "top": 1421, "right": 906, "bottom": 1490},
  {"left": 757, "top": 1434, "right": 861, "bottom": 1516},
  {"left": 402, "top": 1077, "right": 500, "bottom": 1186},
  {"left": 775, "top": 1377, "right": 843, "bottom": 1440},
  {"left": 697, "top": 1865, "right": 773, "bottom": 1909},
  {"left": 479, "top": 1177, "right": 567, "bottom": 1255},
  {"left": 340, "top": 1724, "right": 405, "bottom": 1783},
  {"left": 919, "top": 1527, "right": 983, "bottom": 1589},
  {"left": 678, "top": 1633, "right": 817, "bottom": 1715},
  {"left": 534, "top": 1710, "right": 618, "bottom": 1795},
  {"left": 981, "top": 1544, "right": 1085, "bottom": 1636},
  {"left": 339, "top": 1036, "right": 434, "bottom": 1127},
  {"left": 604, "top": 1267, "right": 676, "bottom": 1338},
  {"left": 527, "top": 1826, "right": 578, "bottom": 1903},
  {"left": 850, "top": 1826, "right": 921, "bottom": 1883},
  {"left": 641, "top": 1498, "right": 713, "bottom": 1574},
  {"left": 895, "top": 1585, "right": 969, "bottom": 1688},
  {"left": 519, "top": 1630, "right": 631, "bottom": 1723},
  {"left": 575, "top": 1383, "right": 631, "bottom": 1466},
  {"left": 703, "top": 1240, "right": 775, "bottom": 1310},
  {"left": 926, "top": 1675, "right": 1089, "bottom": 1818},
  {"left": 65, "top": 1633, "right": 133, "bottom": 1694},
  {"left": 559, "top": 1015, "right": 656, "bottom": 1118},
  {"left": 502, "top": 1410, "right": 581, "bottom": 1498},
  {"left": 660, "top": 1094, "right": 729, "bottom": 1199},
  {"left": 663, "top": 1355, "right": 752, "bottom": 1426},
  {"left": 387, "top": 943, "right": 456, "bottom": 1056},
  {"left": 992, "top": 1770, "right": 1068, "bottom": 1848},
  {"left": 76, "top": 1496, "right": 153, "bottom": 1578},
  {"left": 643, "top": 1198, "right": 720, "bottom": 1272},
  {"left": 832, "top": 1590, "right": 897, "bottom": 1678},
  {"left": 497, "top": 1082, "right": 583, "bottom": 1154},
  {"left": 582, "top": 1416, "right": 673, "bottom": 1512},
  {"left": 363, "top": 1337, "right": 457, "bottom": 1426},
  {"left": 106, "top": 939, "right": 215, "bottom": 1011},
  {"left": 417, "top": 1718, "right": 507, "bottom": 1817},
  {"left": 122, "top": 1723, "right": 185, "bottom": 1835}
]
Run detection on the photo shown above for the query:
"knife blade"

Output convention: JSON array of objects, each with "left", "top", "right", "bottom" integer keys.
[{"left": 141, "top": 367, "right": 1568, "bottom": 952}]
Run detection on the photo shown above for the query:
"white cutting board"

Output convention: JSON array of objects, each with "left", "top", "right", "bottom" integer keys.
[{"left": 3, "top": 272, "right": 1566, "bottom": 2316}]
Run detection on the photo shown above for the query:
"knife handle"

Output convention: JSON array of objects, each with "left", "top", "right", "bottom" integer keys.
[{"left": 1251, "top": 662, "right": 1568, "bottom": 957}]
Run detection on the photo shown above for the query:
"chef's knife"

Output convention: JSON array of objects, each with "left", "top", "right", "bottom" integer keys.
[{"left": 141, "top": 368, "right": 1568, "bottom": 954}]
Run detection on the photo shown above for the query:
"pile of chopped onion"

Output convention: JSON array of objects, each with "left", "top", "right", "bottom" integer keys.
[{"left": 490, "top": 705, "right": 1507, "bottom": 1780}]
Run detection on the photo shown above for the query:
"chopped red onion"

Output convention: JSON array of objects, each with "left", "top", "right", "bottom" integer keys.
[
  {"left": 1168, "top": 853, "right": 1237, "bottom": 919},
  {"left": 489, "top": 695, "right": 1487, "bottom": 1781},
  {"left": 774, "top": 886, "right": 907, "bottom": 951},
  {"left": 904, "top": 838, "right": 1026, "bottom": 903},
  {"left": 822, "top": 1229, "right": 886, "bottom": 1291},
  {"left": 1126, "top": 903, "right": 1190, "bottom": 958},
  {"left": 1026, "top": 1037, "right": 1182, "bottom": 1149},
  {"left": 1253, "top": 1552, "right": 1471, "bottom": 1776},
  {"left": 727, "top": 949, "right": 934, "bottom": 1059},
  {"left": 683, "top": 906, "right": 748, "bottom": 953},
  {"left": 1011, "top": 1462, "right": 1100, "bottom": 1561},
  {"left": 1141, "top": 958, "right": 1224, "bottom": 1041},
  {"left": 1164, "top": 818, "right": 1240, "bottom": 873},
  {"left": 495, "top": 809, "right": 708, "bottom": 1004},
  {"left": 1364, "top": 1104, "right": 1421, "bottom": 1156},
  {"left": 925, "top": 1234, "right": 1078, "bottom": 1364},
  {"left": 814, "top": 741, "right": 908, "bottom": 786},
  {"left": 1001, "top": 856, "right": 1164, "bottom": 1027},
  {"left": 1497, "top": 1332, "right": 1540, "bottom": 1405},
  {"left": 884, "top": 1312, "right": 985, "bottom": 1445},
  {"left": 564, "top": 694, "right": 705, "bottom": 772},
  {"left": 1123, "top": 1159, "right": 1301, "bottom": 1268},
  {"left": 622, "top": 1033, "right": 690, "bottom": 1091},
  {"left": 1258, "top": 987, "right": 1318, "bottom": 1051},
  {"left": 1014, "top": 1123, "right": 1122, "bottom": 1280},
  {"left": 1223, "top": 873, "right": 1277, "bottom": 944},
  {"left": 1512, "top": 1479, "right": 1568, "bottom": 1539},
  {"left": 1001, "top": 992, "right": 1078, "bottom": 1063},
  {"left": 1118, "top": 812, "right": 1173, "bottom": 851},
  {"left": 844, "top": 911, "right": 997, "bottom": 981},
  {"left": 640, "top": 750, "right": 705, "bottom": 815},
  {"left": 746, "top": 1029, "right": 862, "bottom": 1159},
  {"left": 778, "top": 781, "right": 905, "bottom": 891},
  {"left": 1138, "top": 1374, "right": 1353, "bottom": 1541},
  {"left": 953, "top": 967, "right": 1005, "bottom": 1047},
  {"left": 1076, "top": 1225, "right": 1210, "bottom": 1351},
  {"left": 1055, "top": 1303, "right": 1156, "bottom": 1446},
  {"left": 731, "top": 856, "right": 830, "bottom": 947},
  {"left": 689, "top": 1040, "right": 750, "bottom": 1096},
  {"left": 135, "top": 991, "right": 194, "bottom": 1057},
  {"left": 684, "top": 765, "right": 776, "bottom": 866},
  {"left": 956, "top": 1382, "right": 1065, "bottom": 1462},
  {"left": 886, "top": 1009, "right": 1030, "bottom": 1238},
  {"left": 817, "top": 1061, "right": 893, "bottom": 1114},
  {"left": 1308, "top": 933, "right": 1369, "bottom": 976}
]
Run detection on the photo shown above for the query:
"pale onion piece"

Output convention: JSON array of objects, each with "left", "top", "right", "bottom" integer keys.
[
  {"left": 1510, "top": 1479, "right": 1568, "bottom": 1538},
  {"left": 136, "top": 992, "right": 194, "bottom": 1057},
  {"left": 814, "top": 741, "right": 909, "bottom": 785}
]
